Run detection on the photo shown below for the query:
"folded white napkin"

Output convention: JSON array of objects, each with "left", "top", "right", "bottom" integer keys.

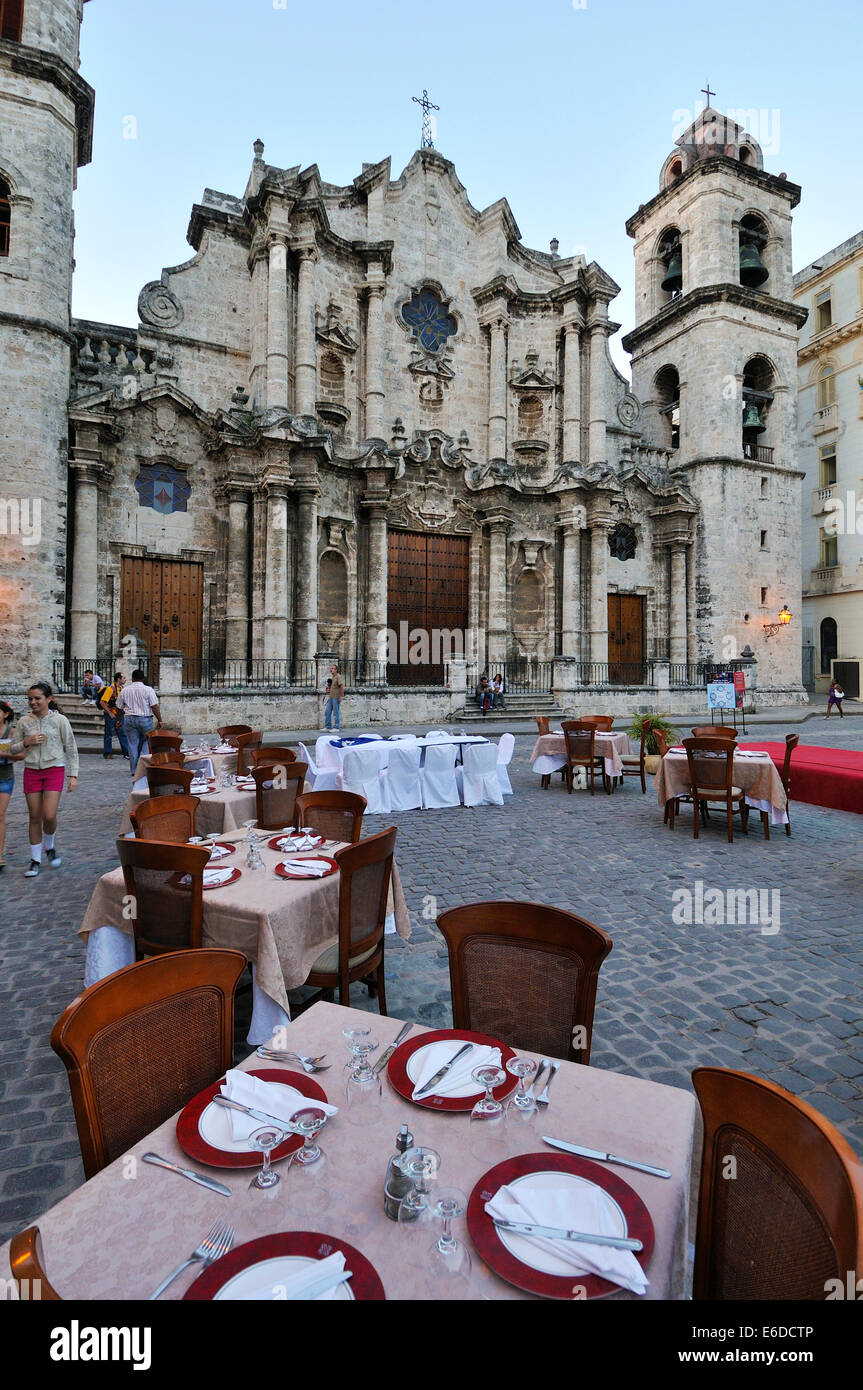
[
  {"left": 279, "top": 859, "right": 329, "bottom": 878},
  {"left": 190, "top": 779, "right": 211, "bottom": 792},
  {"left": 236, "top": 1252, "right": 350, "bottom": 1302},
  {"left": 221, "top": 1068, "right": 338, "bottom": 1143},
  {"left": 274, "top": 833, "right": 321, "bottom": 851},
  {"left": 202, "top": 866, "right": 234, "bottom": 886},
  {"left": 485, "top": 1182, "right": 648, "bottom": 1295},
  {"left": 410, "top": 1040, "right": 501, "bottom": 1099}
]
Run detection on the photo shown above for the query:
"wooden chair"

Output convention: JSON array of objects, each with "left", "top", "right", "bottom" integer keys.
[
  {"left": 617, "top": 726, "right": 647, "bottom": 793},
  {"left": 692, "top": 1067, "right": 863, "bottom": 1300},
  {"left": 535, "top": 716, "right": 550, "bottom": 736},
  {"left": 117, "top": 836, "right": 210, "bottom": 957},
  {"left": 130, "top": 794, "right": 201, "bottom": 842},
  {"left": 217, "top": 724, "right": 253, "bottom": 742},
  {"left": 780, "top": 733, "right": 799, "bottom": 837},
  {"left": 250, "top": 746, "right": 296, "bottom": 767},
  {"left": 146, "top": 731, "right": 182, "bottom": 753},
  {"left": 51, "top": 949, "right": 246, "bottom": 1179},
  {"left": 304, "top": 825, "right": 396, "bottom": 1012},
  {"left": 691, "top": 725, "right": 737, "bottom": 741},
  {"left": 296, "top": 790, "right": 366, "bottom": 844},
  {"left": 674, "top": 738, "right": 756, "bottom": 842},
  {"left": 10, "top": 1227, "right": 62, "bottom": 1300},
  {"left": 561, "top": 721, "right": 610, "bottom": 795},
  {"left": 145, "top": 764, "right": 194, "bottom": 798},
  {"left": 234, "top": 730, "right": 263, "bottom": 774},
  {"left": 148, "top": 749, "right": 185, "bottom": 767},
  {"left": 251, "top": 762, "right": 306, "bottom": 829},
  {"left": 578, "top": 715, "right": 614, "bottom": 731},
  {"left": 436, "top": 901, "right": 613, "bottom": 1063}
]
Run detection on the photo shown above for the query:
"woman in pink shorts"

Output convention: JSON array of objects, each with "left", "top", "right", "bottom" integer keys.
[{"left": 10, "top": 682, "right": 79, "bottom": 877}]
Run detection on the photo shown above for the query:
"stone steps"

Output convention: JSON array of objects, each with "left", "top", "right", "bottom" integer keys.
[{"left": 53, "top": 694, "right": 105, "bottom": 737}]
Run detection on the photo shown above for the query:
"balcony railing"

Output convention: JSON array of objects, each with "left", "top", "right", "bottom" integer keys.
[
  {"left": 812, "top": 483, "right": 838, "bottom": 515},
  {"left": 743, "top": 442, "right": 774, "bottom": 463},
  {"left": 812, "top": 403, "right": 838, "bottom": 436}
]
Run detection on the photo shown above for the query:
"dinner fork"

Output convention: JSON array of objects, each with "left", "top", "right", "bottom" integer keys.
[
  {"left": 148, "top": 1221, "right": 234, "bottom": 1300},
  {"left": 535, "top": 1060, "right": 560, "bottom": 1107},
  {"left": 256, "top": 1046, "right": 331, "bottom": 1073}
]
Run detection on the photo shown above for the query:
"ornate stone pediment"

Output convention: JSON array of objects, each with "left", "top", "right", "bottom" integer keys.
[
  {"left": 388, "top": 485, "right": 474, "bottom": 533},
  {"left": 400, "top": 428, "right": 472, "bottom": 472},
  {"left": 509, "top": 347, "right": 556, "bottom": 391},
  {"left": 315, "top": 301, "right": 358, "bottom": 354}
]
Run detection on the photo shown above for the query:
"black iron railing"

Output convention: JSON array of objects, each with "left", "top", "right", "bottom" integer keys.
[
  {"left": 570, "top": 661, "right": 656, "bottom": 686},
  {"left": 668, "top": 662, "right": 703, "bottom": 685},
  {"left": 489, "top": 661, "right": 554, "bottom": 694},
  {"left": 182, "top": 659, "right": 317, "bottom": 689},
  {"left": 341, "top": 660, "right": 389, "bottom": 688},
  {"left": 52, "top": 658, "right": 148, "bottom": 694}
]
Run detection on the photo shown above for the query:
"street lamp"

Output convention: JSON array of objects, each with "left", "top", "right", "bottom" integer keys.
[{"left": 763, "top": 604, "right": 792, "bottom": 638}]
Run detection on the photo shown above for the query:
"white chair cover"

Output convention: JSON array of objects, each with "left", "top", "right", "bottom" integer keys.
[
  {"left": 386, "top": 743, "right": 423, "bottom": 811},
  {"left": 298, "top": 741, "right": 339, "bottom": 794},
  {"left": 459, "top": 741, "right": 505, "bottom": 807},
  {"left": 342, "top": 744, "right": 391, "bottom": 814},
  {"left": 388, "top": 733, "right": 419, "bottom": 742},
  {"left": 421, "top": 742, "right": 460, "bottom": 809},
  {"left": 315, "top": 735, "right": 341, "bottom": 770},
  {"left": 425, "top": 730, "right": 450, "bottom": 741},
  {"left": 496, "top": 733, "right": 515, "bottom": 795}
]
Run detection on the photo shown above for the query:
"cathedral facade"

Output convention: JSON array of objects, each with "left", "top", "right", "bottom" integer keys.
[{"left": 1, "top": 1, "right": 806, "bottom": 710}]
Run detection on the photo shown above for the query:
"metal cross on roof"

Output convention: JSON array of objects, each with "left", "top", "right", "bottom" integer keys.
[
  {"left": 701, "top": 82, "right": 715, "bottom": 107},
  {"left": 412, "top": 89, "right": 440, "bottom": 149}
]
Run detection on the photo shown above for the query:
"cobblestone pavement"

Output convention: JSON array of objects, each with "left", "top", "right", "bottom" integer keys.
[{"left": 1, "top": 725, "right": 861, "bottom": 1245}]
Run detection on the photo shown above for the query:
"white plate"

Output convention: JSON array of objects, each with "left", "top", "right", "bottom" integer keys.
[
  {"left": 198, "top": 1082, "right": 307, "bottom": 1152},
  {"left": 495, "top": 1171, "right": 627, "bottom": 1276},
  {"left": 405, "top": 1041, "right": 485, "bottom": 1099},
  {"left": 214, "top": 1254, "right": 353, "bottom": 1301}
]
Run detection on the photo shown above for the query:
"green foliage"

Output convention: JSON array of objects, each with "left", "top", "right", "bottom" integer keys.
[{"left": 626, "top": 711, "right": 680, "bottom": 755}]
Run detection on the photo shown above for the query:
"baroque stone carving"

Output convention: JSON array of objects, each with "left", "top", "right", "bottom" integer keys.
[
  {"left": 617, "top": 391, "right": 641, "bottom": 427},
  {"left": 138, "top": 281, "right": 184, "bottom": 329}
]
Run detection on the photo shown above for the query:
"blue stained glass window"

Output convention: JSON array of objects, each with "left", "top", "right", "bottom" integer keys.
[
  {"left": 135, "top": 463, "right": 191, "bottom": 514},
  {"left": 400, "top": 289, "right": 456, "bottom": 355}
]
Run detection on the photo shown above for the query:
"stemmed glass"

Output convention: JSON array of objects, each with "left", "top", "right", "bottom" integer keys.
[
  {"left": 289, "top": 1107, "right": 329, "bottom": 1218},
  {"left": 468, "top": 1064, "right": 508, "bottom": 1162},
  {"left": 427, "top": 1188, "right": 472, "bottom": 1291},
  {"left": 504, "top": 1055, "right": 538, "bottom": 1148},
  {"left": 396, "top": 1147, "right": 442, "bottom": 1267},
  {"left": 248, "top": 1126, "right": 287, "bottom": 1189},
  {"left": 342, "top": 1025, "right": 372, "bottom": 1080},
  {"left": 344, "top": 1033, "right": 381, "bottom": 1126}
]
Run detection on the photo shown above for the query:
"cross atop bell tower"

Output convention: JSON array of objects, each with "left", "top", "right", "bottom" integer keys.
[{"left": 412, "top": 89, "right": 440, "bottom": 149}]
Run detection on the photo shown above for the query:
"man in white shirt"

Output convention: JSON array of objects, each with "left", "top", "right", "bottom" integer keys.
[{"left": 115, "top": 668, "right": 163, "bottom": 775}]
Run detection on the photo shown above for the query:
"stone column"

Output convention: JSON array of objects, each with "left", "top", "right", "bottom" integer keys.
[
  {"left": 363, "top": 497, "right": 389, "bottom": 668},
  {"left": 225, "top": 487, "right": 250, "bottom": 661},
  {"left": 588, "top": 508, "right": 612, "bottom": 667},
  {"left": 588, "top": 323, "right": 608, "bottom": 464},
  {"left": 558, "top": 507, "right": 584, "bottom": 657},
  {"left": 266, "top": 234, "right": 290, "bottom": 411},
  {"left": 668, "top": 543, "right": 688, "bottom": 665},
  {"left": 486, "top": 515, "right": 510, "bottom": 667},
  {"left": 249, "top": 247, "right": 269, "bottom": 411},
  {"left": 487, "top": 315, "right": 509, "bottom": 462},
  {"left": 294, "top": 483, "right": 320, "bottom": 661},
  {"left": 561, "top": 321, "right": 582, "bottom": 463},
  {"left": 263, "top": 478, "right": 290, "bottom": 659},
  {"left": 68, "top": 462, "right": 101, "bottom": 656},
  {"left": 294, "top": 244, "right": 318, "bottom": 417},
  {"left": 363, "top": 278, "right": 387, "bottom": 439}
]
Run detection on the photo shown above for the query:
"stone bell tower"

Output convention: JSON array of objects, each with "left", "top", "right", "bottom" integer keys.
[
  {"left": 0, "top": 0, "right": 94, "bottom": 687},
  {"left": 623, "top": 106, "right": 808, "bottom": 697}
]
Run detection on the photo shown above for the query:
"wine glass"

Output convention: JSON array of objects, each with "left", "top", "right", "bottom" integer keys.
[
  {"left": 427, "top": 1187, "right": 472, "bottom": 1292},
  {"left": 288, "top": 1108, "right": 329, "bottom": 1218},
  {"left": 345, "top": 1042, "right": 382, "bottom": 1127},
  {"left": 469, "top": 1064, "right": 508, "bottom": 1162},
  {"left": 504, "top": 1056, "right": 538, "bottom": 1148},
  {"left": 248, "top": 1126, "right": 287, "bottom": 1189},
  {"left": 342, "top": 1025, "right": 372, "bottom": 1079},
  {"left": 396, "top": 1147, "right": 442, "bottom": 1267}
]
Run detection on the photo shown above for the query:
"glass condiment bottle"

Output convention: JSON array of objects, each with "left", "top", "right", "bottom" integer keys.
[{"left": 383, "top": 1122, "right": 415, "bottom": 1221}]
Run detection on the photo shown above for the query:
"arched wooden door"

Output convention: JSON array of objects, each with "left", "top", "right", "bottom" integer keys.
[{"left": 387, "top": 530, "right": 469, "bottom": 685}]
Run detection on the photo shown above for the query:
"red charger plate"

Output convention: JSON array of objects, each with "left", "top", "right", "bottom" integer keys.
[
  {"left": 467, "top": 1151, "right": 655, "bottom": 1300},
  {"left": 267, "top": 833, "right": 324, "bottom": 852},
  {"left": 275, "top": 856, "right": 338, "bottom": 880},
  {"left": 171, "top": 865, "right": 242, "bottom": 891},
  {"left": 176, "top": 1068, "right": 328, "bottom": 1169},
  {"left": 387, "top": 1028, "right": 517, "bottom": 1112},
  {"left": 183, "top": 1232, "right": 385, "bottom": 1301}
]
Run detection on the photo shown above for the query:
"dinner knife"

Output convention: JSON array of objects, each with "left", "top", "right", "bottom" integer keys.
[
  {"left": 413, "top": 1041, "right": 475, "bottom": 1099},
  {"left": 542, "top": 1135, "right": 671, "bottom": 1179},
  {"left": 284, "top": 1269, "right": 354, "bottom": 1301},
  {"left": 141, "top": 1152, "right": 232, "bottom": 1197},
  {"left": 373, "top": 1020, "right": 413, "bottom": 1075},
  {"left": 492, "top": 1218, "right": 642, "bottom": 1252},
  {"left": 212, "top": 1095, "right": 327, "bottom": 1136}
]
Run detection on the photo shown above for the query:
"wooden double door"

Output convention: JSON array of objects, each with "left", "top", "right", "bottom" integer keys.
[
  {"left": 120, "top": 557, "right": 203, "bottom": 681},
  {"left": 607, "top": 593, "right": 645, "bottom": 683},
  {"left": 387, "top": 530, "right": 469, "bottom": 685}
]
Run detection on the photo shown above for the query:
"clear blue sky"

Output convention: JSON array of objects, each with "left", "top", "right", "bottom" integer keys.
[{"left": 74, "top": 0, "right": 863, "bottom": 376}]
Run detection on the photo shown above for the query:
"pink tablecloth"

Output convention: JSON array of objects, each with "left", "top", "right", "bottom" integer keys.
[
  {"left": 531, "top": 731, "right": 632, "bottom": 779},
  {"left": 654, "top": 750, "right": 788, "bottom": 823}
]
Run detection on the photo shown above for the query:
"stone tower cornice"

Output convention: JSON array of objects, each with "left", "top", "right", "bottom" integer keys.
[
  {"left": 625, "top": 156, "right": 801, "bottom": 239},
  {"left": 622, "top": 282, "right": 808, "bottom": 354},
  {"left": 0, "top": 37, "right": 94, "bottom": 166}
]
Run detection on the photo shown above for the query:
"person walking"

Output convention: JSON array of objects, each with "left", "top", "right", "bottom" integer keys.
[
  {"left": 324, "top": 663, "right": 345, "bottom": 731},
  {"left": 115, "top": 668, "right": 163, "bottom": 774},
  {"left": 98, "top": 672, "right": 130, "bottom": 761},
  {"left": 9, "top": 682, "right": 78, "bottom": 877},
  {"left": 0, "top": 700, "right": 23, "bottom": 872},
  {"left": 826, "top": 679, "right": 845, "bottom": 718}
]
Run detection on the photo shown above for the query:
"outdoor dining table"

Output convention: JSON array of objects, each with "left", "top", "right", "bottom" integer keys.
[
  {"left": 531, "top": 731, "right": 632, "bottom": 781},
  {"left": 120, "top": 780, "right": 258, "bottom": 836},
  {"left": 132, "top": 746, "right": 238, "bottom": 782},
  {"left": 317, "top": 734, "right": 490, "bottom": 776},
  {"left": 0, "top": 1001, "right": 697, "bottom": 1301},
  {"left": 654, "top": 747, "right": 789, "bottom": 825},
  {"left": 79, "top": 836, "right": 411, "bottom": 1024}
]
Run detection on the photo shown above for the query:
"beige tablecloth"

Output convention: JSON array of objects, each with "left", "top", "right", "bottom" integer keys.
[
  {"left": 654, "top": 750, "right": 788, "bottom": 819},
  {"left": 531, "top": 731, "right": 632, "bottom": 779},
  {"left": 132, "top": 748, "right": 239, "bottom": 782},
  {"left": 79, "top": 839, "right": 411, "bottom": 1017},
  {"left": 121, "top": 783, "right": 258, "bottom": 837},
  {"left": 0, "top": 1001, "right": 697, "bottom": 1301}
]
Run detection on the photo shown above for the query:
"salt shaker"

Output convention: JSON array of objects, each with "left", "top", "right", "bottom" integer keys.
[{"left": 383, "top": 1122, "right": 415, "bottom": 1221}]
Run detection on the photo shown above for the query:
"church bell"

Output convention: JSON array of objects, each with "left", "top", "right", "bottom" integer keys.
[
  {"left": 742, "top": 400, "right": 766, "bottom": 433},
  {"left": 739, "top": 241, "right": 769, "bottom": 288},
  {"left": 661, "top": 251, "right": 683, "bottom": 293}
]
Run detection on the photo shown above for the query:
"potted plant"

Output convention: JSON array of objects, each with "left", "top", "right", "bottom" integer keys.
[{"left": 627, "top": 712, "right": 680, "bottom": 773}]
